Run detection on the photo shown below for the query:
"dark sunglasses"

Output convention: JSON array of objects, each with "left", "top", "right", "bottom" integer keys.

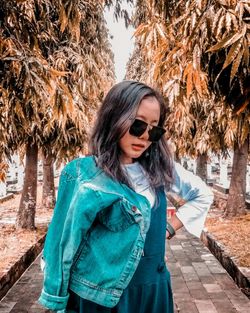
[{"left": 129, "top": 119, "right": 166, "bottom": 142}]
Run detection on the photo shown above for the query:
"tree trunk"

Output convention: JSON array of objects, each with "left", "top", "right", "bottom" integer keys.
[
  {"left": 16, "top": 141, "right": 38, "bottom": 229},
  {"left": 42, "top": 151, "right": 55, "bottom": 209},
  {"left": 224, "top": 139, "right": 248, "bottom": 217},
  {"left": 175, "top": 154, "right": 181, "bottom": 164},
  {"left": 196, "top": 153, "right": 207, "bottom": 181}
]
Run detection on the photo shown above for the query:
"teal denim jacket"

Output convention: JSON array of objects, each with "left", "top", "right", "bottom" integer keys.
[
  {"left": 39, "top": 156, "right": 214, "bottom": 311},
  {"left": 38, "top": 156, "right": 151, "bottom": 311}
]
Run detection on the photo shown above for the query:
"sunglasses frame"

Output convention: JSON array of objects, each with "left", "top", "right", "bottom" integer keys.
[{"left": 129, "top": 118, "right": 166, "bottom": 142}]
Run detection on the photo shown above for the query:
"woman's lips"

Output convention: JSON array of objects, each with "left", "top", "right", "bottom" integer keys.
[{"left": 132, "top": 144, "right": 145, "bottom": 151}]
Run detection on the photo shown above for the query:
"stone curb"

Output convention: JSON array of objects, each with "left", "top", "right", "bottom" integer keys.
[
  {"left": 0, "top": 194, "right": 14, "bottom": 203},
  {"left": 201, "top": 230, "right": 250, "bottom": 299},
  {"left": 0, "top": 234, "right": 46, "bottom": 301}
]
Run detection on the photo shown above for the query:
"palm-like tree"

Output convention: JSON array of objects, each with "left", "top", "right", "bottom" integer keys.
[
  {"left": 41, "top": 1, "right": 115, "bottom": 209},
  {"left": 0, "top": 0, "right": 115, "bottom": 229},
  {"left": 129, "top": 0, "right": 250, "bottom": 216}
]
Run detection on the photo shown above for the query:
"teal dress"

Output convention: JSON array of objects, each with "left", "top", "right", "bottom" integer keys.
[{"left": 66, "top": 187, "right": 174, "bottom": 313}]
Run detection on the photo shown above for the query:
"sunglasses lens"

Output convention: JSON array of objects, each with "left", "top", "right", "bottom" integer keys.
[
  {"left": 129, "top": 119, "right": 166, "bottom": 142},
  {"left": 148, "top": 127, "right": 166, "bottom": 142},
  {"left": 129, "top": 119, "right": 148, "bottom": 137}
]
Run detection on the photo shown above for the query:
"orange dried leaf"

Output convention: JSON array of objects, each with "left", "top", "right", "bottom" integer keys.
[
  {"left": 222, "top": 39, "right": 242, "bottom": 70},
  {"left": 230, "top": 47, "right": 243, "bottom": 84},
  {"left": 186, "top": 71, "right": 193, "bottom": 99},
  {"left": 207, "top": 31, "right": 244, "bottom": 52},
  {"left": 59, "top": 6, "right": 68, "bottom": 33}
]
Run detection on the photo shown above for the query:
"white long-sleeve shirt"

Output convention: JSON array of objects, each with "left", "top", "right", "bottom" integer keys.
[{"left": 123, "top": 161, "right": 214, "bottom": 238}]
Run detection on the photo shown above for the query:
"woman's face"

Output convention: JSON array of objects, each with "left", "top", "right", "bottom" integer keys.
[{"left": 119, "top": 96, "right": 161, "bottom": 164}]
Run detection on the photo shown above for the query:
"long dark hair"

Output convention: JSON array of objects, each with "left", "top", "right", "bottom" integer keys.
[{"left": 89, "top": 80, "right": 174, "bottom": 192}]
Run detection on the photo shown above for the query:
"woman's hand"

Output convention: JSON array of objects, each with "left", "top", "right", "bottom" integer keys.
[{"left": 166, "top": 214, "right": 183, "bottom": 240}]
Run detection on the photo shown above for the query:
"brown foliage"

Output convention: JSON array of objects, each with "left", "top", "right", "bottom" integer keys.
[
  {"left": 128, "top": 0, "right": 250, "bottom": 157},
  {"left": 0, "top": 0, "right": 115, "bottom": 163}
]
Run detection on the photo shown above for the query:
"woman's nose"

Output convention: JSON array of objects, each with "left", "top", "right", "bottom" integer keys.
[{"left": 138, "top": 125, "right": 150, "bottom": 141}]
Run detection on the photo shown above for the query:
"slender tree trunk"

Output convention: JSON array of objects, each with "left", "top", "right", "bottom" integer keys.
[
  {"left": 16, "top": 141, "right": 38, "bottom": 229},
  {"left": 224, "top": 139, "right": 248, "bottom": 217},
  {"left": 175, "top": 154, "right": 181, "bottom": 164},
  {"left": 42, "top": 151, "right": 55, "bottom": 209},
  {"left": 196, "top": 153, "right": 207, "bottom": 181}
]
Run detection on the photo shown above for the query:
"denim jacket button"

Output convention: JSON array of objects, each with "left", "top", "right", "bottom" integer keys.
[{"left": 131, "top": 206, "right": 137, "bottom": 212}]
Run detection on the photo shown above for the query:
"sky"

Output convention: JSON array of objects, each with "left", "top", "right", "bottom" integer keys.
[{"left": 104, "top": 5, "right": 135, "bottom": 82}]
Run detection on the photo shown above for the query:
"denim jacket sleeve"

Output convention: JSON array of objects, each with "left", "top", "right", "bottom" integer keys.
[
  {"left": 170, "top": 162, "right": 214, "bottom": 238},
  {"left": 38, "top": 160, "right": 103, "bottom": 311}
]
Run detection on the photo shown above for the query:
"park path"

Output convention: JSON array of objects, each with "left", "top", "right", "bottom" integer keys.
[{"left": 0, "top": 229, "right": 249, "bottom": 313}]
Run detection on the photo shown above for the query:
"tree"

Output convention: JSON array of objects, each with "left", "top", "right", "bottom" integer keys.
[
  {"left": 42, "top": 151, "right": 56, "bottom": 210},
  {"left": 0, "top": 0, "right": 115, "bottom": 229},
  {"left": 129, "top": 0, "right": 250, "bottom": 217},
  {"left": 196, "top": 153, "right": 208, "bottom": 182},
  {"left": 40, "top": 0, "right": 115, "bottom": 209},
  {"left": 16, "top": 140, "right": 38, "bottom": 229}
]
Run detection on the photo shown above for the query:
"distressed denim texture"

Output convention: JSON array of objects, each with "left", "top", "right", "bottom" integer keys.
[
  {"left": 39, "top": 156, "right": 151, "bottom": 311},
  {"left": 39, "top": 156, "right": 213, "bottom": 311}
]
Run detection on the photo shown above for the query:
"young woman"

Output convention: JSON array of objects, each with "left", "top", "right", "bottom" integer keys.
[{"left": 39, "top": 81, "right": 213, "bottom": 313}]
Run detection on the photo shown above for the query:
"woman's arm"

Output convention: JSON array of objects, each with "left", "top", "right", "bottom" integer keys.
[
  {"left": 167, "top": 162, "right": 214, "bottom": 239},
  {"left": 39, "top": 160, "right": 104, "bottom": 311}
]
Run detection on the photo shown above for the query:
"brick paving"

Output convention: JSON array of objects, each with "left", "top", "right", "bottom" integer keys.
[{"left": 0, "top": 229, "right": 249, "bottom": 313}]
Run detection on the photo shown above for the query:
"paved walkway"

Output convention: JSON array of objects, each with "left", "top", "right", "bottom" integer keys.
[{"left": 0, "top": 230, "right": 249, "bottom": 313}]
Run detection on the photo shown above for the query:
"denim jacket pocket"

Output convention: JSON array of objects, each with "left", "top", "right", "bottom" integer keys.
[{"left": 98, "top": 198, "right": 142, "bottom": 232}]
